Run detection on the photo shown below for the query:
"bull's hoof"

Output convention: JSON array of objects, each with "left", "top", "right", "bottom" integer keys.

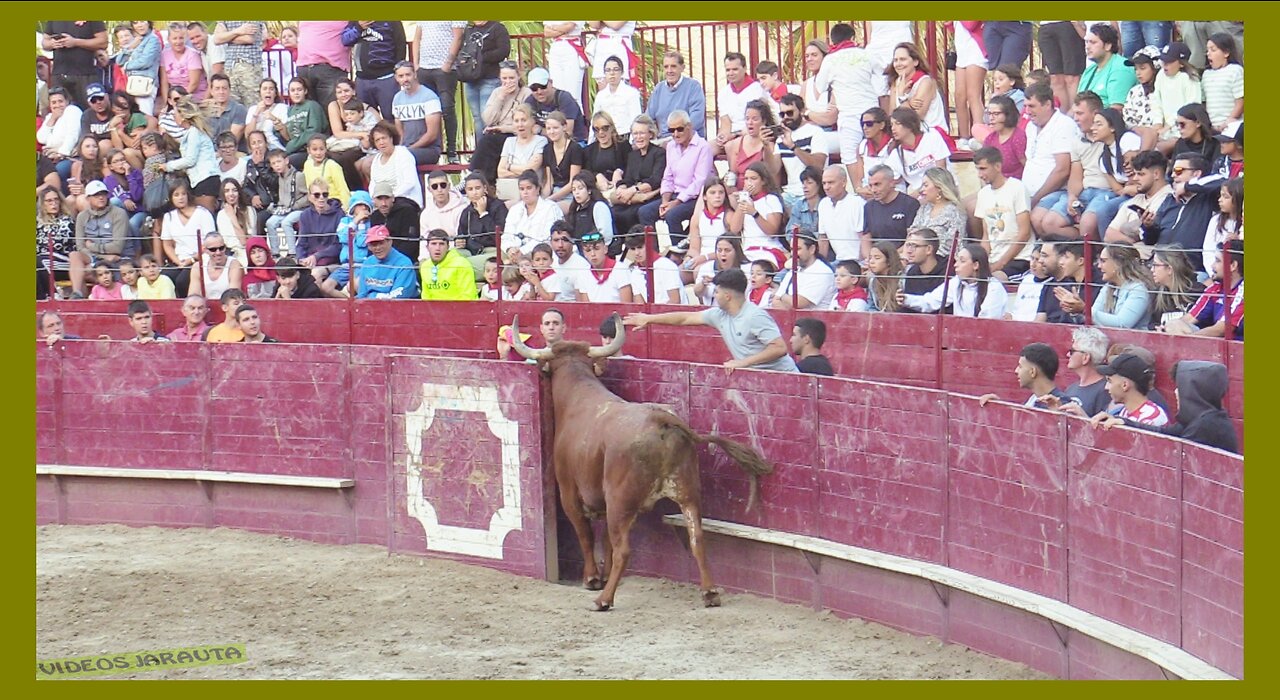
[
  {"left": 584, "top": 576, "right": 605, "bottom": 591},
  {"left": 702, "top": 589, "right": 722, "bottom": 607},
  {"left": 592, "top": 599, "right": 613, "bottom": 612}
]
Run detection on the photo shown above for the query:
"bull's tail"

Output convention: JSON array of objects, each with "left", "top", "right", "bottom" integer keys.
[{"left": 655, "top": 413, "right": 773, "bottom": 511}]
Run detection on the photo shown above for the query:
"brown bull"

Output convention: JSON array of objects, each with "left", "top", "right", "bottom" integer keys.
[{"left": 511, "top": 313, "right": 772, "bottom": 611}]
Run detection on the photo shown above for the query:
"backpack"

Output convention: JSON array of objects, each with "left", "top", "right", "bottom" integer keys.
[{"left": 455, "top": 28, "right": 486, "bottom": 82}]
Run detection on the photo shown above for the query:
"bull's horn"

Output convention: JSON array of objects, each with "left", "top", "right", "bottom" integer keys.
[
  {"left": 509, "top": 315, "right": 552, "bottom": 361},
  {"left": 587, "top": 313, "right": 625, "bottom": 358}
]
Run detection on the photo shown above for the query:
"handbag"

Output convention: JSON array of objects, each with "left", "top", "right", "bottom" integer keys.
[
  {"left": 945, "top": 50, "right": 958, "bottom": 71},
  {"left": 126, "top": 74, "right": 155, "bottom": 98},
  {"left": 142, "top": 174, "right": 174, "bottom": 213}
]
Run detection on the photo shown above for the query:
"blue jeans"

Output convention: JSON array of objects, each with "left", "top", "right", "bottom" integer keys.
[
  {"left": 982, "top": 22, "right": 1033, "bottom": 70},
  {"left": 1087, "top": 191, "right": 1129, "bottom": 234},
  {"left": 264, "top": 210, "right": 304, "bottom": 256},
  {"left": 111, "top": 197, "right": 147, "bottom": 260},
  {"left": 463, "top": 77, "right": 501, "bottom": 134},
  {"left": 1120, "top": 22, "right": 1173, "bottom": 58},
  {"left": 1046, "top": 187, "right": 1113, "bottom": 219}
]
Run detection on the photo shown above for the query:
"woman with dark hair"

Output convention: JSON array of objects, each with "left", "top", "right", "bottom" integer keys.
[
  {"left": 281, "top": 77, "right": 325, "bottom": 167},
  {"left": 1201, "top": 33, "right": 1243, "bottom": 131},
  {"left": 889, "top": 106, "right": 952, "bottom": 194},
  {"left": 501, "top": 169, "right": 564, "bottom": 260},
  {"left": 886, "top": 42, "right": 945, "bottom": 129},
  {"left": 457, "top": 172, "right": 507, "bottom": 276},
  {"left": 157, "top": 84, "right": 191, "bottom": 140},
  {"left": 726, "top": 161, "right": 786, "bottom": 268},
  {"left": 851, "top": 107, "right": 895, "bottom": 196},
  {"left": 900, "top": 243, "right": 1007, "bottom": 318},
  {"left": 366, "top": 120, "right": 424, "bottom": 208},
  {"left": 1083, "top": 108, "right": 1143, "bottom": 238},
  {"left": 864, "top": 240, "right": 904, "bottom": 313},
  {"left": 583, "top": 110, "right": 630, "bottom": 198},
  {"left": 37, "top": 186, "right": 90, "bottom": 299},
  {"left": 106, "top": 91, "right": 155, "bottom": 169},
  {"left": 324, "top": 78, "right": 379, "bottom": 189},
  {"left": 1167, "top": 103, "right": 1219, "bottom": 167},
  {"left": 980, "top": 95, "right": 1026, "bottom": 179},
  {"left": 102, "top": 147, "right": 146, "bottom": 246},
  {"left": 799, "top": 39, "right": 837, "bottom": 127},
  {"left": 1202, "top": 177, "right": 1243, "bottom": 276},
  {"left": 566, "top": 171, "right": 613, "bottom": 242},
  {"left": 592, "top": 55, "right": 642, "bottom": 140},
  {"left": 246, "top": 78, "right": 291, "bottom": 151},
  {"left": 609, "top": 114, "right": 665, "bottom": 232},
  {"left": 216, "top": 178, "right": 254, "bottom": 265},
  {"left": 1092, "top": 243, "right": 1153, "bottom": 329},
  {"left": 687, "top": 176, "right": 729, "bottom": 263},
  {"left": 158, "top": 96, "right": 220, "bottom": 213},
  {"left": 67, "top": 135, "right": 105, "bottom": 213},
  {"left": 692, "top": 234, "right": 749, "bottom": 305},
  {"left": 1148, "top": 244, "right": 1204, "bottom": 330},
  {"left": 158, "top": 180, "right": 217, "bottom": 296},
  {"left": 786, "top": 166, "right": 824, "bottom": 235},
  {"left": 724, "top": 99, "right": 782, "bottom": 193}
]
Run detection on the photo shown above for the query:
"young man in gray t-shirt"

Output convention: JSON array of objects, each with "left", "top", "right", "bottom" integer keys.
[{"left": 624, "top": 267, "right": 798, "bottom": 372}]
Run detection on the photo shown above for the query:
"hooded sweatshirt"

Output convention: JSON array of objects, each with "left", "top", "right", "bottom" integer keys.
[
  {"left": 296, "top": 198, "right": 345, "bottom": 265},
  {"left": 337, "top": 191, "right": 374, "bottom": 267},
  {"left": 358, "top": 247, "right": 420, "bottom": 299},
  {"left": 242, "top": 236, "right": 278, "bottom": 298},
  {"left": 1126, "top": 360, "right": 1238, "bottom": 454},
  {"left": 418, "top": 189, "right": 468, "bottom": 246}
]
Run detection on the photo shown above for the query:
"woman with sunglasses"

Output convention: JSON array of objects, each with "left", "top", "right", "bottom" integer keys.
[
  {"left": 1164, "top": 104, "right": 1219, "bottom": 171},
  {"left": 469, "top": 61, "right": 531, "bottom": 183},
  {"left": 583, "top": 111, "right": 630, "bottom": 198},
  {"left": 850, "top": 107, "right": 895, "bottom": 197}
]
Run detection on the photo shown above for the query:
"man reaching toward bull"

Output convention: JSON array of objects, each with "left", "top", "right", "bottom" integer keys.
[{"left": 624, "top": 267, "right": 798, "bottom": 373}]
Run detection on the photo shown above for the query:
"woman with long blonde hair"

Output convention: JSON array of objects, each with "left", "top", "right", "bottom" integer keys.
[
  {"left": 1092, "top": 243, "right": 1152, "bottom": 329},
  {"left": 158, "top": 96, "right": 220, "bottom": 212},
  {"left": 909, "top": 167, "right": 966, "bottom": 256},
  {"left": 1147, "top": 244, "right": 1204, "bottom": 330}
]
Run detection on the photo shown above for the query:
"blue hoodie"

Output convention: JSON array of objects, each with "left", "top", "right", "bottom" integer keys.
[
  {"left": 358, "top": 247, "right": 420, "bottom": 300},
  {"left": 337, "top": 191, "right": 374, "bottom": 266},
  {"left": 296, "top": 197, "right": 345, "bottom": 265}
]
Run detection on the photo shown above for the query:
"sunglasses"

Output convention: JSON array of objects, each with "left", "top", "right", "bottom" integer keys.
[
  {"left": 206, "top": 245, "right": 227, "bottom": 253},
  {"left": 1065, "top": 348, "right": 1083, "bottom": 358},
  {"left": 429, "top": 182, "right": 450, "bottom": 190},
  {"left": 311, "top": 192, "right": 330, "bottom": 198},
  {"left": 669, "top": 125, "right": 687, "bottom": 133},
  {"left": 593, "top": 124, "right": 611, "bottom": 132},
  {"left": 530, "top": 83, "right": 547, "bottom": 91},
  {"left": 861, "top": 120, "right": 878, "bottom": 128},
  {"left": 779, "top": 110, "right": 797, "bottom": 118},
  {"left": 89, "top": 95, "right": 105, "bottom": 102},
  {"left": 1171, "top": 166, "right": 1189, "bottom": 175}
]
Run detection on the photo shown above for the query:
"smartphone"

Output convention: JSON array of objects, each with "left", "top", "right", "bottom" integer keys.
[{"left": 1127, "top": 203, "right": 1145, "bottom": 214}]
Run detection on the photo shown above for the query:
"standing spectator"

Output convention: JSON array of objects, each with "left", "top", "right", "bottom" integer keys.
[
  {"left": 1077, "top": 24, "right": 1136, "bottom": 111},
  {"left": 294, "top": 22, "right": 352, "bottom": 110},
  {"left": 977, "top": 342, "right": 1068, "bottom": 409},
  {"left": 1119, "top": 22, "right": 1173, "bottom": 60},
  {"left": 186, "top": 23, "right": 224, "bottom": 85},
  {"left": 160, "top": 97, "right": 219, "bottom": 212},
  {"left": 910, "top": 167, "right": 966, "bottom": 258},
  {"left": 589, "top": 22, "right": 638, "bottom": 89},
  {"left": 646, "top": 51, "right": 706, "bottom": 140},
  {"left": 886, "top": 42, "right": 945, "bottom": 131},
  {"left": 419, "top": 171, "right": 467, "bottom": 243},
  {"left": 1165, "top": 239, "right": 1243, "bottom": 339},
  {"left": 899, "top": 243, "right": 1008, "bottom": 319},
  {"left": 115, "top": 22, "right": 161, "bottom": 115},
  {"left": 1147, "top": 244, "right": 1204, "bottom": 331},
  {"left": 389, "top": 62, "right": 443, "bottom": 167},
  {"left": 641, "top": 110, "right": 714, "bottom": 242},
  {"left": 772, "top": 232, "right": 835, "bottom": 310},
  {"left": 813, "top": 24, "right": 885, "bottom": 171},
  {"left": 419, "top": 228, "right": 478, "bottom": 300},
  {"left": 901, "top": 229, "right": 945, "bottom": 298},
  {"left": 366, "top": 121, "right": 424, "bottom": 209},
  {"left": 1091, "top": 360, "right": 1237, "bottom": 454},
  {"left": 817, "top": 165, "right": 865, "bottom": 262},
  {"left": 791, "top": 318, "right": 834, "bottom": 376},
  {"left": 412, "top": 21, "right": 466, "bottom": 164},
  {"left": 1177, "top": 22, "right": 1244, "bottom": 72},
  {"left": 524, "top": 67, "right": 586, "bottom": 142},
  {"left": 542, "top": 22, "right": 587, "bottom": 111},
  {"left": 158, "top": 182, "right": 216, "bottom": 297},
  {"left": 593, "top": 56, "right": 643, "bottom": 141},
  {"left": 983, "top": 22, "right": 1033, "bottom": 72},
  {"left": 952, "top": 22, "right": 988, "bottom": 141},
  {"left": 159, "top": 23, "right": 206, "bottom": 103},
  {"left": 43, "top": 21, "right": 108, "bottom": 105},
  {"left": 1141, "top": 152, "right": 1224, "bottom": 271},
  {"left": 1092, "top": 244, "right": 1152, "bottom": 329},
  {"left": 981, "top": 95, "right": 1026, "bottom": 179},
  {"left": 1097, "top": 353, "right": 1168, "bottom": 426},
  {"left": 850, "top": 108, "right": 896, "bottom": 195},
  {"left": 356, "top": 225, "right": 419, "bottom": 299},
  {"left": 1022, "top": 82, "right": 1077, "bottom": 211},
  {"left": 1201, "top": 34, "right": 1244, "bottom": 132},
  {"left": 888, "top": 107, "right": 952, "bottom": 195},
  {"left": 213, "top": 21, "right": 266, "bottom": 108},
  {"left": 458, "top": 21, "right": 512, "bottom": 135},
  {"left": 342, "top": 21, "right": 408, "bottom": 124},
  {"left": 715, "top": 52, "right": 766, "bottom": 150},
  {"left": 1038, "top": 21, "right": 1087, "bottom": 112},
  {"left": 799, "top": 40, "right": 837, "bottom": 129}
]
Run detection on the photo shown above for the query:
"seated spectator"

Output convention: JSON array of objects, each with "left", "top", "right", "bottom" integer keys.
[
  {"left": 858, "top": 164, "right": 914, "bottom": 260},
  {"left": 1097, "top": 353, "right": 1168, "bottom": 426},
  {"left": 501, "top": 169, "right": 564, "bottom": 259},
  {"left": 981, "top": 95, "right": 1026, "bottom": 180},
  {"left": 126, "top": 300, "right": 171, "bottom": 344},
  {"left": 541, "top": 111, "right": 585, "bottom": 213},
  {"left": 106, "top": 91, "right": 156, "bottom": 169},
  {"left": 241, "top": 131, "right": 277, "bottom": 232},
  {"left": 295, "top": 179, "right": 344, "bottom": 284},
  {"left": 583, "top": 111, "right": 630, "bottom": 198},
  {"left": 687, "top": 177, "right": 729, "bottom": 262},
  {"left": 726, "top": 162, "right": 787, "bottom": 268},
  {"left": 1147, "top": 244, "right": 1205, "bottom": 330},
  {"left": 978, "top": 342, "right": 1068, "bottom": 409},
  {"left": 242, "top": 237, "right": 278, "bottom": 299},
  {"left": 646, "top": 50, "right": 707, "bottom": 140},
  {"left": 971, "top": 147, "right": 1031, "bottom": 281},
  {"left": 157, "top": 85, "right": 191, "bottom": 141},
  {"left": 469, "top": 62, "right": 531, "bottom": 183},
  {"left": 617, "top": 232, "right": 650, "bottom": 302},
  {"left": 724, "top": 100, "right": 783, "bottom": 194},
  {"left": 201, "top": 289, "right": 246, "bottom": 343},
  {"left": 274, "top": 257, "right": 324, "bottom": 299},
  {"left": 772, "top": 232, "right": 835, "bottom": 310},
  {"left": 828, "top": 259, "right": 869, "bottom": 312},
  {"left": 235, "top": 304, "right": 278, "bottom": 343},
  {"left": 1202, "top": 176, "right": 1242, "bottom": 276},
  {"left": 1122, "top": 47, "right": 1161, "bottom": 148},
  {"left": 37, "top": 186, "right": 89, "bottom": 300},
  {"left": 322, "top": 192, "right": 374, "bottom": 298},
  {"left": 1021, "top": 82, "right": 1076, "bottom": 212},
  {"left": 650, "top": 239, "right": 688, "bottom": 305},
  {"left": 1149, "top": 42, "right": 1202, "bottom": 145},
  {"left": 117, "top": 259, "right": 139, "bottom": 299},
  {"left": 786, "top": 166, "right": 823, "bottom": 237},
  {"left": 850, "top": 108, "right": 896, "bottom": 196},
  {"left": 1077, "top": 24, "right": 1136, "bottom": 111},
  {"left": 1202, "top": 33, "right": 1244, "bottom": 131},
  {"left": 301, "top": 134, "right": 351, "bottom": 210},
  {"left": 75, "top": 180, "right": 130, "bottom": 270},
  {"left": 864, "top": 240, "right": 905, "bottom": 313},
  {"left": 478, "top": 257, "right": 502, "bottom": 300},
  {"left": 524, "top": 244, "right": 561, "bottom": 302},
  {"left": 327, "top": 94, "right": 380, "bottom": 190},
  {"left": 214, "top": 131, "right": 248, "bottom": 186},
  {"left": 135, "top": 253, "right": 177, "bottom": 300},
  {"left": 754, "top": 60, "right": 789, "bottom": 114},
  {"left": 790, "top": 317, "right": 834, "bottom": 376},
  {"left": 1104, "top": 149, "right": 1172, "bottom": 245},
  {"left": 37, "top": 88, "right": 83, "bottom": 171},
  {"left": 986, "top": 64, "right": 1027, "bottom": 122},
  {"left": 746, "top": 257, "right": 777, "bottom": 308},
  {"left": 88, "top": 261, "right": 124, "bottom": 300},
  {"left": 1091, "top": 244, "right": 1152, "bottom": 329},
  {"left": 79, "top": 82, "right": 115, "bottom": 149},
  {"left": 901, "top": 229, "right": 945, "bottom": 298},
  {"left": 457, "top": 173, "right": 507, "bottom": 279},
  {"left": 885, "top": 42, "right": 946, "bottom": 129},
  {"left": 642, "top": 109, "right": 714, "bottom": 243},
  {"left": 370, "top": 180, "right": 423, "bottom": 264},
  {"left": 888, "top": 106, "right": 952, "bottom": 195},
  {"left": 419, "top": 228, "right": 478, "bottom": 300},
  {"left": 715, "top": 52, "right": 765, "bottom": 151},
  {"left": 1005, "top": 243, "right": 1051, "bottom": 321},
  {"left": 1165, "top": 239, "right": 1243, "bottom": 339},
  {"left": 389, "top": 62, "right": 443, "bottom": 167},
  {"left": 548, "top": 222, "right": 590, "bottom": 302},
  {"left": 357, "top": 225, "right": 419, "bottom": 299},
  {"left": 246, "top": 78, "right": 291, "bottom": 152},
  {"left": 494, "top": 104, "right": 547, "bottom": 203},
  {"left": 900, "top": 243, "right": 1008, "bottom": 318},
  {"left": 1090, "top": 360, "right": 1238, "bottom": 454},
  {"left": 575, "top": 231, "right": 634, "bottom": 303},
  {"left": 216, "top": 179, "right": 254, "bottom": 266},
  {"left": 67, "top": 135, "right": 105, "bottom": 214},
  {"left": 365, "top": 120, "right": 425, "bottom": 209},
  {"left": 1141, "top": 152, "right": 1224, "bottom": 271},
  {"left": 566, "top": 172, "right": 614, "bottom": 244},
  {"left": 798, "top": 39, "right": 837, "bottom": 129},
  {"left": 610, "top": 115, "right": 665, "bottom": 232},
  {"left": 1165, "top": 104, "right": 1219, "bottom": 167},
  {"left": 524, "top": 66, "right": 587, "bottom": 142},
  {"left": 693, "top": 235, "right": 750, "bottom": 306},
  {"left": 1031, "top": 91, "right": 1103, "bottom": 240},
  {"left": 1210, "top": 121, "right": 1243, "bottom": 180},
  {"left": 419, "top": 171, "right": 467, "bottom": 242},
  {"left": 592, "top": 56, "right": 642, "bottom": 140},
  {"left": 911, "top": 167, "right": 966, "bottom": 258},
  {"left": 263, "top": 148, "right": 309, "bottom": 257},
  {"left": 1034, "top": 238, "right": 1093, "bottom": 325},
  {"left": 190, "top": 232, "right": 245, "bottom": 300},
  {"left": 166, "top": 294, "right": 211, "bottom": 342},
  {"left": 1077, "top": 108, "right": 1142, "bottom": 238}
]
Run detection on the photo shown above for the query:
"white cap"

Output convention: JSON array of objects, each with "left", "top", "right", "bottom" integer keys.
[
  {"left": 85, "top": 180, "right": 109, "bottom": 196},
  {"left": 527, "top": 67, "right": 551, "bottom": 87}
]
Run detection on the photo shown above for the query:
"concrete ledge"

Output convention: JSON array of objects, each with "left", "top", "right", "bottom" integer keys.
[
  {"left": 36, "top": 464, "right": 354, "bottom": 490},
  {"left": 662, "top": 514, "right": 1235, "bottom": 681}
]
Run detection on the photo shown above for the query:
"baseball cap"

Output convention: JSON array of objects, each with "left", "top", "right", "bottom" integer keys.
[
  {"left": 371, "top": 181, "right": 395, "bottom": 198},
  {"left": 365, "top": 225, "right": 391, "bottom": 242},
  {"left": 499, "top": 325, "right": 533, "bottom": 343},
  {"left": 85, "top": 83, "right": 107, "bottom": 99},
  {"left": 527, "top": 67, "right": 551, "bottom": 88},
  {"left": 1098, "top": 353, "right": 1155, "bottom": 385},
  {"left": 579, "top": 231, "right": 604, "bottom": 245},
  {"left": 1123, "top": 45, "right": 1162, "bottom": 67},
  {"left": 1159, "top": 41, "right": 1191, "bottom": 64},
  {"left": 1213, "top": 120, "right": 1243, "bottom": 145},
  {"left": 84, "top": 180, "right": 109, "bottom": 196}
]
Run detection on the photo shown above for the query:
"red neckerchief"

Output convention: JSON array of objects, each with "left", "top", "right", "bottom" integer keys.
[
  {"left": 751, "top": 190, "right": 769, "bottom": 202},
  {"left": 749, "top": 285, "right": 767, "bottom": 305},
  {"left": 835, "top": 287, "right": 868, "bottom": 308},
  {"left": 485, "top": 282, "right": 500, "bottom": 293},
  {"left": 728, "top": 76, "right": 758, "bottom": 94},
  {"left": 589, "top": 256, "right": 617, "bottom": 285},
  {"left": 769, "top": 83, "right": 788, "bottom": 101},
  {"left": 898, "top": 132, "right": 922, "bottom": 152},
  {"left": 538, "top": 268, "right": 554, "bottom": 281},
  {"left": 829, "top": 40, "right": 859, "bottom": 53},
  {"left": 903, "top": 69, "right": 927, "bottom": 91},
  {"left": 866, "top": 132, "right": 893, "bottom": 155},
  {"left": 704, "top": 206, "right": 725, "bottom": 222}
]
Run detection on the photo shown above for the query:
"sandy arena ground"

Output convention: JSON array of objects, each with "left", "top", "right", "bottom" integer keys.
[{"left": 37, "top": 524, "right": 1049, "bottom": 680}]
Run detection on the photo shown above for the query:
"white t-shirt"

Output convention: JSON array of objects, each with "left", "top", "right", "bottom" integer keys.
[
  {"left": 779, "top": 122, "right": 830, "bottom": 198},
  {"left": 161, "top": 206, "right": 218, "bottom": 262},
  {"left": 550, "top": 252, "right": 589, "bottom": 302},
  {"left": 1094, "top": 131, "right": 1142, "bottom": 184},
  {"left": 717, "top": 80, "right": 766, "bottom": 134},
  {"left": 246, "top": 102, "right": 290, "bottom": 151},
  {"left": 817, "top": 194, "right": 864, "bottom": 262},
  {"left": 501, "top": 198, "right": 564, "bottom": 255},
  {"left": 201, "top": 43, "right": 225, "bottom": 81},
  {"left": 652, "top": 256, "right": 684, "bottom": 304},
  {"left": 1023, "top": 111, "right": 1079, "bottom": 196},
  {"left": 576, "top": 259, "right": 632, "bottom": 302},
  {"left": 739, "top": 193, "right": 785, "bottom": 253},
  {"left": 1007, "top": 274, "right": 1048, "bottom": 321},
  {"left": 776, "top": 258, "right": 836, "bottom": 309},
  {"left": 857, "top": 136, "right": 900, "bottom": 187},
  {"left": 895, "top": 128, "right": 952, "bottom": 193},
  {"left": 974, "top": 177, "right": 1032, "bottom": 264},
  {"left": 500, "top": 135, "right": 549, "bottom": 171},
  {"left": 593, "top": 82, "right": 643, "bottom": 136},
  {"left": 813, "top": 45, "right": 885, "bottom": 118}
]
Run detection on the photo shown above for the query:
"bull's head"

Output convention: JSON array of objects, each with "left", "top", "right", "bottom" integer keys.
[{"left": 509, "top": 313, "right": 626, "bottom": 362}]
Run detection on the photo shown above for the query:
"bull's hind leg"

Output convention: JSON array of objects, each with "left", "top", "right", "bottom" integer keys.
[
  {"left": 559, "top": 484, "right": 604, "bottom": 591},
  {"left": 593, "top": 508, "right": 639, "bottom": 611},
  {"left": 679, "top": 500, "right": 721, "bottom": 607}
]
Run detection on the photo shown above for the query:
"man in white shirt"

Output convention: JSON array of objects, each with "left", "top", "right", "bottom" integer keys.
[
  {"left": 812, "top": 23, "right": 887, "bottom": 173},
  {"left": 772, "top": 232, "right": 835, "bottom": 310},
  {"left": 715, "top": 52, "right": 764, "bottom": 152},
  {"left": 575, "top": 231, "right": 634, "bottom": 303},
  {"left": 971, "top": 147, "right": 1033, "bottom": 281},
  {"left": 1021, "top": 82, "right": 1077, "bottom": 213},
  {"left": 816, "top": 165, "right": 863, "bottom": 262},
  {"left": 776, "top": 94, "right": 830, "bottom": 207},
  {"left": 548, "top": 222, "right": 589, "bottom": 302},
  {"left": 187, "top": 23, "right": 224, "bottom": 83}
]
